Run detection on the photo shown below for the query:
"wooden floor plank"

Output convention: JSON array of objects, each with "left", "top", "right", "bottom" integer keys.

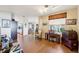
[{"left": 17, "top": 34, "right": 72, "bottom": 53}]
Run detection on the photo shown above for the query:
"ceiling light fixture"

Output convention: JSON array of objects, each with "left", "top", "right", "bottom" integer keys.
[{"left": 39, "top": 5, "right": 49, "bottom": 15}]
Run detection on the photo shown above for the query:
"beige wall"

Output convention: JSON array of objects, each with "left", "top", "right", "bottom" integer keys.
[
  {"left": 64, "top": 8, "right": 79, "bottom": 41},
  {"left": 39, "top": 8, "right": 78, "bottom": 39},
  {"left": 64, "top": 8, "right": 78, "bottom": 31},
  {"left": 77, "top": 7, "right": 79, "bottom": 41},
  {"left": 39, "top": 16, "right": 48, "bottom": 38},
  {"left": 67, "top": 8, "right": 77, "bottom": 19}
]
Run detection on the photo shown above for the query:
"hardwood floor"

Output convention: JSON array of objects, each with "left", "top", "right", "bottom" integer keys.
[{"left": 17, "top": 34, "right": 72, "bottom": 53}]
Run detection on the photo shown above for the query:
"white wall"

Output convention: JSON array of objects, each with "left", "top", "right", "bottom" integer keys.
[
  {"left": 14, "top": 15, "right": 39, "bottom": 24},
  {"left": 14, "top": 15, "right": 24, "bottom": 24},
  {"left": 27, "top": 16, "right": 39, "bottom": 24},
  {"left": 39, "top": 16, "right": 48, "bottom": 38},
  {"left": 1, "top": 28, "right": 11, "bottom": 38},
  {"left": 0, "top": 12, "right": 12, "bottom": 38},
  {"left": 13, "top": 15, "right": 39, "bottom": 36},
  {"left": 23, "top": 16, "right": 39, "bottom": 36},
  {"left": 0, "top": 12, "right": 11, "bottom": 20}
]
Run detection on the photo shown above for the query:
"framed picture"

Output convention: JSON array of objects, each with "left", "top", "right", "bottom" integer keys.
[
  {"left": 43, "top": 23, "right": 47, "bottom": 26},
  {"left": 2, "top": 19, "right": 10, "bottom": 28},
  {"left": 66, "top": 19, "right": 77, "bottom": 25}
]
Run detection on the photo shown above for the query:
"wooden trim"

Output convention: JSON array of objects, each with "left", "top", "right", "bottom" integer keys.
[{"left": 49, "top": 12, "right": 67, "bottom": 20}]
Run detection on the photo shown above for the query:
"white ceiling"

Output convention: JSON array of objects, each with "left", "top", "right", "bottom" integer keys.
[{"left": 0, "top": 5, "right": 77, "bottom": 16}]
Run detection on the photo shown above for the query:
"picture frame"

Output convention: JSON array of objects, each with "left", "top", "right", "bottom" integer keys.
[
  {"left": 43, "top": 23, "right": 47, "bottom": 26},
  {"left": 66, "top": 19, "right": 77, "bottom": 25},
  {"left": 2, "top": 19, "right": 10, "bottom": 28}
]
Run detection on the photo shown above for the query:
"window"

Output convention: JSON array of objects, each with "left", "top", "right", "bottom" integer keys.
[
  {"left": 49, "top": 18, "right": 66, "bottom": 25},
  {"left": 49, "top": 18, "right": 66, "bottom": 32}
]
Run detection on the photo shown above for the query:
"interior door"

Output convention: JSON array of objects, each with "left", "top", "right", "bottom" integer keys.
[
  {"left": 28, "top": 23, "right": 35, "bottom": 39},
  {"left": 11, "top": 21, "right": 17, "bottom": 41},
  {"left": 28, "top": 23, "right": 34, "bottom": 35}
]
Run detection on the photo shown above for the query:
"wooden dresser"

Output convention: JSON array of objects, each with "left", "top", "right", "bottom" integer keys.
[
  {"left": 62, "top": 30, "right": 78, "bottom": 51},
  {"left": 45, "top": 33, "right": 61, "bottom": 43}
]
